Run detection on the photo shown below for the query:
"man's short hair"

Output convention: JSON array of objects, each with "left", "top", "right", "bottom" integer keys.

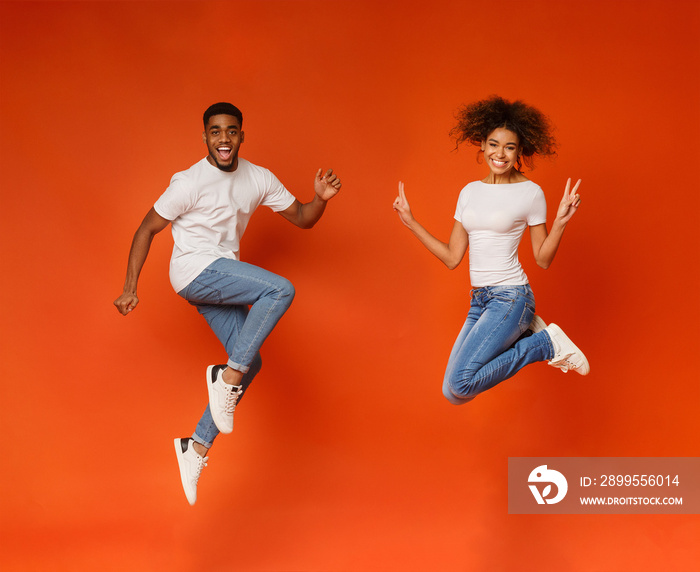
[{"left": 203, "top": 102, "right": 243, "bottom": 128}]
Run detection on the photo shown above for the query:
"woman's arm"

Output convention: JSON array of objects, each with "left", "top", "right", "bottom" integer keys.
[
  {"left": 530, "top": 178, "right": 582, "bottom": 269},
  {"left": 393, "top": 181, "right": 468, "bottom": 270}
]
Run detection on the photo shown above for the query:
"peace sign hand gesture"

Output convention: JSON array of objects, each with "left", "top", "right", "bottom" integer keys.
[
  {"left": 393, "top": 181, "right": 415, "bottom": 227},
  {"left": 555, "top": 178, "right": 582, "bottom": 226}
]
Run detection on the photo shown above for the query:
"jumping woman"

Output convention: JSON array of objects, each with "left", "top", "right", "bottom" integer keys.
[{"left": 393, "top": 95, "right": 589, "bottom": 405}]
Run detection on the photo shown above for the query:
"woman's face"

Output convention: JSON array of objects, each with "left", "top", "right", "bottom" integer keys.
[{"left": 481, "top": 128, "right": 521, "bottom": 176}]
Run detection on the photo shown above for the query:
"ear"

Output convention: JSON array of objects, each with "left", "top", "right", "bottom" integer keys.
[
  {"left": 240, "top": 131, "right": 245, "bottom": 143},
  {"left": 480, "top": 140, "right": 486, "bottom": 151},
  {"left": 202, "top": 131, "right": 207, "bottom": 143}
]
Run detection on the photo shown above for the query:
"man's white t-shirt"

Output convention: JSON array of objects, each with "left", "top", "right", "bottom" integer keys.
[
  {"left": 154, "top": 157, "right": 296, "bottom": 292},
  {"left": 454, "top": 180, "right": 547, "bottom": 287}
]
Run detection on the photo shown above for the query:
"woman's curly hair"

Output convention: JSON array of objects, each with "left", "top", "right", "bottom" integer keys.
[{"left": 450, "top": 95, "right": 557, "bottom": 170}]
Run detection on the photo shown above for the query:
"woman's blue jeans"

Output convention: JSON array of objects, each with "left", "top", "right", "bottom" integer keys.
[
  {"left": 442, "top": 285, "right": 554, "bottom": 405},
  {"left": 177, "top": 258, "right": 295, "bottom": 447}
]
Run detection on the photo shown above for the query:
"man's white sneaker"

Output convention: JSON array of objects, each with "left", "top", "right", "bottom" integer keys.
[
  {"left": 528, "top": 315, "right": 547, "bottom": 333},
  {"left": 174, "top": 438, "right": 207, "bottom": 506},
  {"left": 206, "top": 364, "right": 242, "bottom": 434},
  {"left": 544, "top": 323, "right": 590, "bottom": 376}
]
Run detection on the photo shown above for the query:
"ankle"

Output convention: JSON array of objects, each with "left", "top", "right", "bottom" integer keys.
[
  {"left": 192, "top": 442, "right": 209, "bottom": 457},
  {"left": 222, "top": 367, "right": 243, "bottom": 386}
]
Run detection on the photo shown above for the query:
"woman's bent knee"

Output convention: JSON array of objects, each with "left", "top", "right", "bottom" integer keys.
[{"left": 443, "top": 379, "right": 475, "bottom": 405}]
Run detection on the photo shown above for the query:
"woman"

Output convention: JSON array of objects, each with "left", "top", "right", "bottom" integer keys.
[{"left": 393, "top": 95, "right": 589, "bottom": 405}]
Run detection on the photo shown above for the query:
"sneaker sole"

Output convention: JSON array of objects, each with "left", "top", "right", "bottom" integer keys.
[
  {"left": 174, "top": 438, "right": 197, "bottom": 506},
  {"left": 548, "top": 323, "right": 590, "bottom": 376},
  {"left": 529, "top": 315, "right": 547, "bottom": 333},
  {"left": 206, "top": 365, "right": 233, "bottom": 434}
]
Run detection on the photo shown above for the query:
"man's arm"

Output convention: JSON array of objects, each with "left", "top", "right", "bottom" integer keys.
[
  {"left": 114, "top": 207, "right": 171, "bottom": 315},
  {"left": 277, "top": 168, "right": 342, "bottom": 229}
]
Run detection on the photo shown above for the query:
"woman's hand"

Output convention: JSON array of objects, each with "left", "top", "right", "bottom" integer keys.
[
  {"left": 392, "top": 181, "right": 468, "bottom": 269},
  {"left": 554, "top": 178, "right": 582, "bottom": 226},
  {"left": 531, "top": 178, "right": 583, "bottom": 269},
  {"left": 393, "top": 181, "right": 415, "bottom": 227}
]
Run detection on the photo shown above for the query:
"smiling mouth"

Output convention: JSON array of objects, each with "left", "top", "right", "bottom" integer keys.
[
  {"left": 491, "top": 159, "right": 508, "bottom": 167},
  {"left": 217, "top": 146, "right": 232, "bottom": 161}
]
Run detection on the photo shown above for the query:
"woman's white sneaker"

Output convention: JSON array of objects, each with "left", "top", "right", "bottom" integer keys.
[
  {"left": 544, "top": 323, "right": 590, "bottom": 375},
  {"left": 528, "top": 315, "right": 547, "bottom": 333}
]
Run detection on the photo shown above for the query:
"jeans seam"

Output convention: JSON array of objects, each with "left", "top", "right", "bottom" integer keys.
[
  {"left": 235, "top": 275, "right": 287, "bottom": 365},
  {"left": 449, "top": 297, "right": 515, "bottom": 395},
  {"left": 195, "top": 266, "right": 287, "bottom": 367}
]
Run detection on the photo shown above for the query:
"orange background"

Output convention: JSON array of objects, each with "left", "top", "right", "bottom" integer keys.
[{"left": 1, "top": 1, "right": 699, "bottom": 570}]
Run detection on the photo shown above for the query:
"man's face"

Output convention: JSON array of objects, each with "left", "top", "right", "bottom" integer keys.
[{"left": 203, "top": 114, "right": 244, "bottom": 171}]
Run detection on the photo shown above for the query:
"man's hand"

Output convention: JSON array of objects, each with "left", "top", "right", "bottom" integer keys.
[
  {"left": 314, "top": 168, "right": 342, "bottom": 202},
  {"left": 114, "top": 207, "right": 170, "bottom": 316},
  {"left": 114, "top": 292, "right": 139, "bottom": 315}
]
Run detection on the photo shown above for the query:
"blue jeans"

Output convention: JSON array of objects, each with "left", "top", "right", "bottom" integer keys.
[
  {"left": 177, "top": 258, "right": 295, "bottom": 447},
  {"left": 442, "top": 285, "right": 554, "bottom": 405}
]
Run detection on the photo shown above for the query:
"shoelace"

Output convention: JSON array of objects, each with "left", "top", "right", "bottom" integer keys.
[
  {"left": 224, "top": 385, "right": 243, "bottom": 414},
  {"left": 549, "top": 354, "right": 576, "bottom": 373},
  {"left": 193, "top": 455, "right": 208, "bottom": 484}
]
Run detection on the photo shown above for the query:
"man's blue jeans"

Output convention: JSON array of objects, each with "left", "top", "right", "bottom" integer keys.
[
  {"left": 442, "top": 285, "right": 555, "bottom": 405},
  {"left": 177, "top": 258, "right": 295, "bottom": 447}
]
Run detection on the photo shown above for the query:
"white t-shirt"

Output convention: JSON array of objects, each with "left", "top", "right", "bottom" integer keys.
[
  {"left": 154, "top": 157, "right": 296, "bottom": 292},
  {"left": 454, "top": 180, "right": 547, "bottom": 287}
]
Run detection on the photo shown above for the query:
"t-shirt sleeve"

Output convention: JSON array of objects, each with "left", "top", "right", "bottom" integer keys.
[
  {"left": 454, "top": 186, "right": 468, "bottom": 223},
  {"left": 527, "top": 185, "right": 547, "bottom": 226},
  {"left": 261, "top": 170, "right": 296, "bottom": 212},
  {"left": 154, "top": 175, "right": 195, "bottom": 221}
]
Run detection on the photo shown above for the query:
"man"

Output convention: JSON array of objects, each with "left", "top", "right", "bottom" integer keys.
[{"left": 114, "top": 102, "right": 342, "bottom": 505}]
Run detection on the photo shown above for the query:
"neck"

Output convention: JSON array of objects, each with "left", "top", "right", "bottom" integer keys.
[
  {"left": 207, "top": 154, "right": 239, "bottom": 172},
  {"left": 483, "top": 169, "right": 524, "bottom": 185}
]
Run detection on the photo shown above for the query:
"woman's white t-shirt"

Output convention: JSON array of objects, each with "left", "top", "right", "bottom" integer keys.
[
  {"left": 154, "top": 158, "right": 296, "bottom": 292},
  {"left": 454, "top": 180, "right": 547, "bottom": 287}
]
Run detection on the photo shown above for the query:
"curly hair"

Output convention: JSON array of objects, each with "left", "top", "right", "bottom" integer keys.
[{"left": 450, "top": 95, "right": 557, "bottom": 170}]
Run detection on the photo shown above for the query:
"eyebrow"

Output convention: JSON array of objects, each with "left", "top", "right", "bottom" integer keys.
[
  {"left": 488, "top": 138, "right": 518, "bottom": 146},
  {"left": 209, "top": 124, "right": 239, "bottom": 130}
]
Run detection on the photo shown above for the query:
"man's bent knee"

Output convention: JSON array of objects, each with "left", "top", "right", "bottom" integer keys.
[{"left": 274, "top": 279, "right": 295, "bottom": 307}]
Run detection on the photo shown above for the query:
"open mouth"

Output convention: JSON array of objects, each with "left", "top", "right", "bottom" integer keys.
[
  {"left": 491, "top": 159, "right": 508, "bottom": 168},
  {"left": 217, "top": 146, "right": 232, "bottom": 161}
]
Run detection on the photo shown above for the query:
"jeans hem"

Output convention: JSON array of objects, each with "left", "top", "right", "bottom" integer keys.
[
  {"left": 227, "top": 359, "right": 250, "bottom": 374},
  {"left": 192, "top": 433, "right": 213, "bottom": 449},
  {"left": 542, "top": 329, "right": 556, "bottom": 361}
]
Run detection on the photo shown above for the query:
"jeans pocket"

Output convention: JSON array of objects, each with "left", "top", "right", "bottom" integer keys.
[
  {"left": 183, "top": 274, "right": 222, "bottom": 305},
  {"left": 517, "top": 300, "right": 536, "bottom": 333},
  {"left": 492, "top": 288, "right": 520, "bottom": 306}
]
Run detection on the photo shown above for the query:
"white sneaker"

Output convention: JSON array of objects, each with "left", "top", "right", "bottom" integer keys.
[
  {"left": 174, "top": 438, "right": 207, "bottom": 506},
  {"left": 528, "top": 315, "right": 547, "bottom": 333},
  {"left": 545, "top": 323, "right": 590, "bottom": 375},
  {"left": 206, "top": 364, "right": 242, "bottom": 434}
]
